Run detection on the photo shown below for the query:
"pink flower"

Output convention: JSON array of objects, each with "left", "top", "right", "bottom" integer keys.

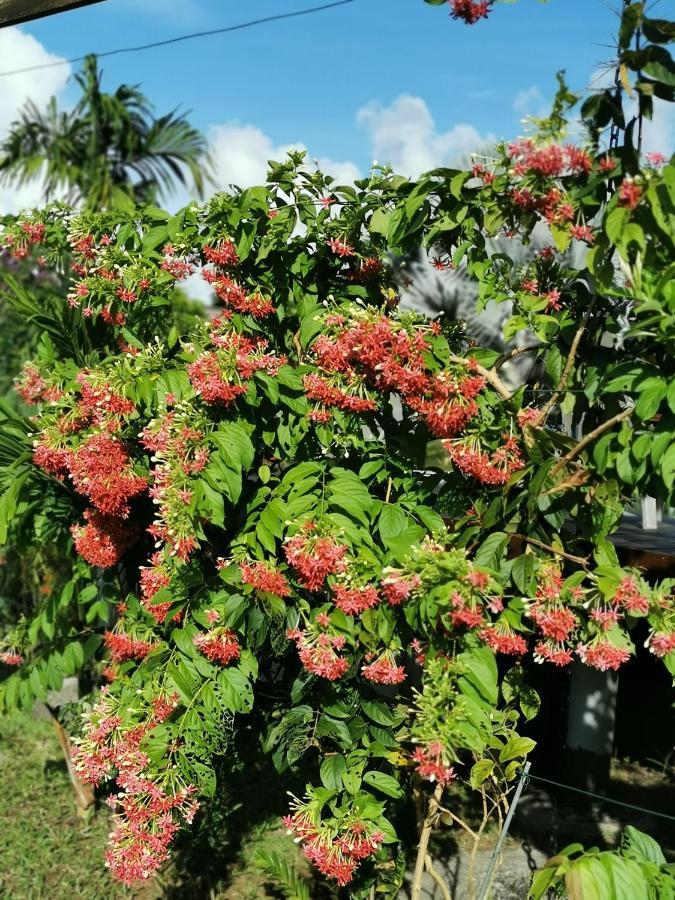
[
  {"left": 326, "top": 237, "right": 355, "bottom": 257},
  {"left": 361, "top": 651, "right": 406, "bottom": 684},
  {"left": 449, "top": 0, "right": 490, "bottom": 24},
  {"left": 193, "top": 628, "right": 240, "bottom": 666}
]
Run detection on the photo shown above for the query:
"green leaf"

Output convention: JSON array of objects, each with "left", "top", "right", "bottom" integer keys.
[
  {"left": 642, "top": 17, "right": 675, "bottom": 44},
  {"left": 499, "top": 736, "right": 536, "bottom": 762},
  {"left": 512, "top": 554, "right": 536, "bottom": 594},
  {"left": 635, "top": 378, "right": 667, "bottom": 420},
  {"left": 378, "top": 505, "right": 408, "bottom": 542},
  {"left": 473, "top": 531, "right": 509, "bottom": 570},
  {"left": 320, "top": 754, "right": 347, "bottom": 790},
  {"left": 217, "top": 667, "right": 254, "bottom": 713},
  {"left": 622, "top": 826, "right": 666, "bottom": 865},
  {"left": 362, "top": 770, "right": 403, "bottom": 798},
  {"left": 469, "top": 759, "right": 495, "bottom": 789},
  {"left": 361, "top": 700, "right": 396, "bottom": 726}
]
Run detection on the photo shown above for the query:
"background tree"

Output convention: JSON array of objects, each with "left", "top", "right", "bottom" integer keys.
[{"left": 0, "top": 54, "right": 210, "bottom": 210}]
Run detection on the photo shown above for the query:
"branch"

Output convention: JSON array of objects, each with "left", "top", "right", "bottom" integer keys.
[
  {"left": 494, "top": 344, "right": 539, "bottom": 371},
  {"left": 535, "top": 296, "right": 597, "bottom": 425},
  {"left": 511, "top": 533, "right": 589, "bottom": 568},
  {"left": 412, "top": 783, "right": 444, "bottom": 900},
  {"left": 438, "top": 805, "right": 478, "bottom": 840},
  {"left": 549, "top": 405, "right": 634, "bottom": 480},
  {"left": 425, "top": 854, "right": 453, "bottom": 900},
  {"left": 449, "top": 354, "right": 513, "bottom": 401}
]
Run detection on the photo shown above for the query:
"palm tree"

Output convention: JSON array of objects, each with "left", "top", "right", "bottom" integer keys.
[{"left": 0, "top": 54, "right": 209, "bottom": 209}]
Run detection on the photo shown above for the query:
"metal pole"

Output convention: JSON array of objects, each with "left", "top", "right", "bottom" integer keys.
[{"left": 476, "top": 762, "right": 531, "bottom": 900}]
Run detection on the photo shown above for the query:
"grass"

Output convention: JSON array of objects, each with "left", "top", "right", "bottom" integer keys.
[
  {"left": 0, "top": 710, "right": 310, "bottom": 900},
  {"left": 0, "top": 710, "right": 132, "bottom": 900}
]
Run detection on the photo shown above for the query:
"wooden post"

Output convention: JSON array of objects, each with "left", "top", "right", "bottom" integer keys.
[
  {"left": 0, "top": 0, "right": 105, "bottom": 28},
  {"left": 46, "top": 706, "right": 95, "bottom": 820}
]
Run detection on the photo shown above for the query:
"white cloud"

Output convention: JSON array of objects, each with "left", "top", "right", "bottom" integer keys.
[
  {"left": 586, "top": 66, "right": 673, "bottom": 157},
  {"left": 641, "top": 98, "right": 674, "bottom": 158},
  {"left": 513, "top": 85, "right": 546, "bottom": 118},
  {"left": 356, "top": 94, "right": 494, "bottom": 177},
  {"left": 207, "top": 122, "right": 302, "bottom": 190},
  {"left": 0, "top": 28, "right": 71, "bottom": 214},
  {"left": 206, "top": 122, "right": 361, "bottom": 191}
]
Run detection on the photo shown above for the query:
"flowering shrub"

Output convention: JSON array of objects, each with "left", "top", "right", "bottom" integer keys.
[{"left": 0, "top": 5, "right": 673, "bottom": 895}]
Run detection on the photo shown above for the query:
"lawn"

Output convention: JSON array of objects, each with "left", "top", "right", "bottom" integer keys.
[{"left": 0, "top": 710, "right": 309, "bottom": 900}]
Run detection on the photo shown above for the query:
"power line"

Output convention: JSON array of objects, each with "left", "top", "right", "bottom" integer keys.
[
  {"left": 523, "top": 770, "right": 675, "bottom": 823},
  {"left": 0, "top": 0, "right": 355, "bottom": 78}
]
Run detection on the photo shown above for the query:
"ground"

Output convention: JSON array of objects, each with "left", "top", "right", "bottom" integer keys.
[
  {"left": 0, "top": 710, "right": 307, "bottom": 900},
  {"left": 1, "top": 710, "right": 673, "bottom": 899}
]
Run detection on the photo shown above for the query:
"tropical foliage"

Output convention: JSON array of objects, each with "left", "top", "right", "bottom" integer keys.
[
  {"left": 0, "top": 54, "right": 209, "bottom": 210},
  {"left": 0, "top": 2, "right": 672, "bottom": 898}
]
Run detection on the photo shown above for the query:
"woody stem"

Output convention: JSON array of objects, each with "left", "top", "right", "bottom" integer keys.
[{"left": 412, "top": 782, "right": 445, "bottom": 900}]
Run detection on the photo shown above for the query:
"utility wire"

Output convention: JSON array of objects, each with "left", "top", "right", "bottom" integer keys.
[
  {"left": 523, "top": 770, "right": 675, "bottom": 823},
  {"left": 0, "top": 0, "right": 355, "bottom": 78}
]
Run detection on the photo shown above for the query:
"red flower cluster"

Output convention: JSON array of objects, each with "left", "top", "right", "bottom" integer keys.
[
  {"left": 203, "top": 271, "right": 276, "bottom": 317},
  {"left": 613, "top": 575, "right": 649, "bottom": 615},
  {"left": 15, "top": 363, "right": 46, "bottom": 404},
  {"left": 188, "top": 330, "right": 284, "bottom": 405},
  {"left": 445, "top": 435, "right": 524, "bottom": 484},
  {"left": 161, "top": 245, "right": 195, "bottom": 280},
  {"left": 0, "top": 651, "right": 23, "bottom": 666},
  {"left": 308, "top": 309, "right": 485, "bottom": 436},
  {"left": 71, "top": 508, "right": 138, "bottom": 568},
  {"left": 75, "top": 371, "right": 135, "bottom": 431},
  {"left": 2, "top": 219, "right": 46, "bottom": 258},
  {"left": 648, "top": 631, "right": 675, "bottom": 658},
  {"left": 570, "top": 224, "right": 595, "bottom": 244},
  {"left": 303, "top": 372, "right": 377, "bottom": 415},
  {"left": 576, "top": 640, "right": 630, "bottom": 671},
  {"left": 533, "top": 641, "right": 574, "bottom": 667},
  {"left": 283, "top": 803, "right": 383, "bottom": 886},
  {"left": 529, "top": 606, "right": 577, "bottom": 642},
  {"left": 284, "top": 523, "right": 348, "bottom": 590},
  {"left": 68, "top": 433, "right": 147, "bottom": 517},
  {"left": 193, "top": 628, "right": 241, "bottom": 666},
  {"left": 449, "top": 0, "right": 490, "bottom": 24},
  {"left": 287, "top": 627, "right": 349, "bottom": 680},
  {"left": 350, "top": 256, "right": 384, "bottom": 281},
  {"left": 200, "top": 237, "right": 273, "bottom": 317},
  {"left": 32, "top": 439, "right": 71, "bottom": 478},
  {"left": 507, "top": 140, "right": 592, "bottom": 178},
  {"left": 140, "top": 412, "right": 209, "bottom": 563},
  {"left": 139, "top": 552, "right": 174, "bottom": 623},
  {"left": 450, "top": 591, "right": 485, "bottom": 629},
  {"left": 203, "top": 239, "right": 239, "bottom": 267},
  {"left": 479, "top": 625, "right": 527, "bottom": 656},
  {"left": 103, "top": 630, "right": 157, "bottom": 663},
  {"left": 412, "top": 741, "right": 456, "bottom": 785},
  {"left": 381, "top": 573, "right": 421, "bottom": 606},
  {"left": 326, "top": 237, "right": 355, "bottom": 257},
  {"left": 618, "top": 179, "right": 642, "bottom": 210},
  {"left": 73, "top": 691, "right": 197, "bottom": 886},
  {"left": 361, "top": 651, "right": 406, "bottom": 684},
  {"left": 240, "top": 560, "right": 291, "bottom": 597},
  {"left": 333, "top": 582, "right": 379, "bottom": 615}
]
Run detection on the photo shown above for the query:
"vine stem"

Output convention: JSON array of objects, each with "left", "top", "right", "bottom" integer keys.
[
  {"left": 493, "top": 344, "right": 539, "bottom": 371},
  {"left": 448, "top": 354, "right": 513, "bottom": 401},
  {"left": 425, "top": 853, "right": 453, "bottom": 900},
  {"left": 412, "top": 783, "right": 445, "bottom": 900},
  {"left": 511, "top": 533, "right": 589, "bottom": 568},
  {"left": 534, "top": 296, "right": 597, "bottom": 426},
  {"left": 548, "top": 405, "right": 634, "bottom": 480}
]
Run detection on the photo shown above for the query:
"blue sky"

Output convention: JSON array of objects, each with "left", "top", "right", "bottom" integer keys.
[
  {"left": 23, "top": 0, "right": 619, "bottom": 162},
  {"left": 0, "top": 0, "right": 670, "bottom": 210}
]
